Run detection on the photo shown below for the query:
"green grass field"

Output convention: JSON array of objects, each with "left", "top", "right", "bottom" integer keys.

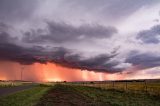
[
  {"left": 0, "top": 85, "right": 51, "bottom": 106},
  {"left": 0, "top": 80, "right": 160, "bottom": 106},
  {"left": 73, "top": 85, "right": 160, "bottom": 106},
  {"left": 37, "top": 84, "right": 160, "bottom": 106}
]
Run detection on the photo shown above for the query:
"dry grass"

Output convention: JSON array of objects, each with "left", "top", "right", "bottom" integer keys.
[
  {"left": 69, "top": 80, "right": 160, "bottom": 96},
  {"left": 0, "top": 81, "right": 33, "bottom": 88}
]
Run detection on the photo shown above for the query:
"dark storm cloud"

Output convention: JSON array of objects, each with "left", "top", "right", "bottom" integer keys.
[
  {"left": 0, "top": 22, "right": 17, "bottom": 43},
  {"left": 0, "top": 41, "right": 120, "bottom": 73},
  {"left": 0, "top": 43, "right": 47, "bottom": 64},
  {"left": 0, "top": 21, "right": 119, "bottom": 73},
  {"left": 0, "top": 0, "right": 39, "bottom": 21},
  {"left": 51, "top": 51, "right": 119, "bottom": 72},
  {"left": 22, "top": 21, "right": 117, "bottom": 43},
  {"left": 125, "top": 51, "right": 160, "bottom": 68},
  {"left": 137, "top": 24, "right": 160, "bottom": 44},
  {"left": 74, "top": 54, "right": 120, "bottom": 72},
  {"left": 0, "top": 32, "right": 17, "bottom": 43},
  {"left": 1, "top": 0, "right": 160, "bottom": 74}
]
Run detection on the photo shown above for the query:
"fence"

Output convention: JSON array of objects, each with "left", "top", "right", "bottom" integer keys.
[{"left": 70, "top": 80, "right": 160, "bottom": 96}]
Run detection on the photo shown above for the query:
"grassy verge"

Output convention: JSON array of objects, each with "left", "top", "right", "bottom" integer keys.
[
  {"left": 0, "top": 82, "right": 23, "bottom": 88},
  {"left": 0, "top": 85, "right": 51, "bottom": 106},
  {"left": 73, "top": 85, "right": 160, "bottom": 106},
  {"left": 0, "top": 81, "right": 34, "bottom": 88}
]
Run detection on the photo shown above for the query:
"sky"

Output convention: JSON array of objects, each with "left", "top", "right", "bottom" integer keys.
[{"left": 0, "top": 0, "right": 160, "bottom": 82}]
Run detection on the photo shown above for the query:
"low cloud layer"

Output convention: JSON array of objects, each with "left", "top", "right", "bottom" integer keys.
[
  {"left": 137, "top": 24, "right": 160, "bottom": 44},
  {"left": 0, "top": 0, "right": 160, "bottom": 78},
  {"left": 126, "top": 51, "right": 160, "bottom": 69},
  {"left": 0, "top": 42, "right": 120, "bottom": 73},
  {"left": 22, "top": 21, "right": 117, "bottom": 43},
  {"left": 0, "top": 0, "right": 40, "bottom": 22}
]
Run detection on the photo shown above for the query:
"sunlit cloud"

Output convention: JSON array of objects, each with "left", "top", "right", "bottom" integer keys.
[{"left": 0, "top": 0, "right": 160, "bottom": 81}]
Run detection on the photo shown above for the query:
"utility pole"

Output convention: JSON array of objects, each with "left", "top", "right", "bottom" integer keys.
[{"left": 21, "top": 66, "right": 24, "bottom": 81}]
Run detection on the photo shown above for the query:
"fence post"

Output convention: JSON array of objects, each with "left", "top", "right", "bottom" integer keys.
[
  {"left": 113, "top": 81, "right": 115, "bottom": 89},
  {"left": 125, "top": 82, "right": 128, "bottom": 91},
  {"left": 99, "top": 82, "right": 101, "bottom": 89},
  {"left": 144, "top": 80, "right": 147, "bottom": 92}
]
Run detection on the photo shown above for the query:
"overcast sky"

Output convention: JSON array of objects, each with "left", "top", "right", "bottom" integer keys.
[{"left": 0, "top": 0, "right": 160, "bottom": 77}]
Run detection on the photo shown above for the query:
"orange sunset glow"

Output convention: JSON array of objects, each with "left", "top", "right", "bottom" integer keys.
[{"left": 0, "top": 61, "right": 125, "bottom": 82}]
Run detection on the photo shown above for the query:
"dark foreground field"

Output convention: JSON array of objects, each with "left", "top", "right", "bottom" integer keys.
[
  {"left": 37, "top": 84, "right": 160, "bottom": 106},
  {"left": 37, "top": 84, "right": 107, "bottom": 106},
  {"left": 0, "top": 83, "right": 160, "bottom": 106}
]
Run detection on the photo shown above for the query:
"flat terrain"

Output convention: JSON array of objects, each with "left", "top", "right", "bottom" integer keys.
[
  {"left": 0, "top": 80, "right": 159, "bottom": 106},
  {"left": 38, "top": 84, "right": 160, "bottom": 106},
  {"left": 0, "top": 85, "right": 51, "bottom": 106},
  {"left": 76, "top": 80, "right": 160, "bottom": 96},
  {"left": 0, "top": 84, "right": 35, "bottom": 96},
  {"left": 37, "top": 84, "right": 108, "bottom": 106}
]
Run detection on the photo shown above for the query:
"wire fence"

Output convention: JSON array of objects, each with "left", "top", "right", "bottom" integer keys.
[{"left": 69, "top": 80, "right": 160, "bottom": 96}]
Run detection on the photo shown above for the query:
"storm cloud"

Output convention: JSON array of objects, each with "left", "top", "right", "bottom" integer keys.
[
  {"left": 0, "top": 23, "right": 17, "bottom": 43},
  {"left": 0, "top": 21, "right": 119, "bottom": 73},
  {"left": 126, "top": 51, "right": 160, "bottom": 69},
  {"left": 0, "top": 0, "right": 160, "bottom": 77},
  {"left": 137, "top": 24, "right": 160, "bottom": 44},
  {"left": 22, "top": 21, "right": 117, "bottom": 43},
  {"left": 0, "top": 0, "right": 40, "bottom": 22},
  {"left": 0, "top": 42, "right": 120, "bottom": 73},
  {"left": 61, "top": 0, "right": 158, "bottom": 22}
]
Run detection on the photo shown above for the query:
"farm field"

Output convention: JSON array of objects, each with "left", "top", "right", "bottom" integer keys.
[
  {"left": 37, "top": 84, "right": 160, "bottom": 106},
  {"left": 0, "top": 80, "right": 160, "bottom": 106},
  {"left": 0, "top": 84, "right": 51, "bottom": 106},
  {"left": 70, "top": 79, "right": 160, "bottom": 96}
]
